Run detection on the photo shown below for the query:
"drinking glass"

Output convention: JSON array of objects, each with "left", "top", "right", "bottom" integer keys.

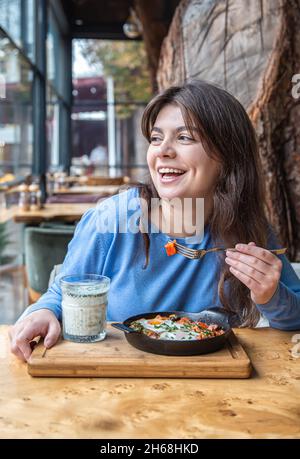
[{"left": 60, "top": 274, "right": 110, "bottom": 343}]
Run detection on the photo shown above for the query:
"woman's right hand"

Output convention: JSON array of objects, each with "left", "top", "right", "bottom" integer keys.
[{"left": 9, "top": 309, "right": 61, "bottom": 362}]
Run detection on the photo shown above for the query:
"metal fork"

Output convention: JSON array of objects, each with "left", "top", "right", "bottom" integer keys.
[{"left": 173, "top": 241, "right": 287, "bottom": 260}]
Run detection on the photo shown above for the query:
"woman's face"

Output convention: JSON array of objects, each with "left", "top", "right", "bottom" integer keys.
[{"left": 147, "top": 104, "right": 221, "bottom": 200}]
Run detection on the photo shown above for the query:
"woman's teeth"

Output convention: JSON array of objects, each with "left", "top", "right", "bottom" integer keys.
[{"left": 158, "top": 168, "right": 185, "bottom": 174}]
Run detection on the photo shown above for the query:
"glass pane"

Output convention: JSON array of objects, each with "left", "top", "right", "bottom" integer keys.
[
  {"left": 46, "top": 84, "right": 59, "bottom": 169},
  {"left": 78, "top": 39, "right": 152, "bottom": 104},
  {"left": 0, "top": 30, "right": 33, "bottom": 177},
  {"left": 47, "top": 8, "right": 66, "bottom": 97},
  {"left": 71, "top": 76, "right": 108, "bottom": 176},
  {"left": 47, "top": 15, "right": 55, "bottom": 87},
  {"left": 71, "top": 96, "right": 148, "bottom": 181},
  {"left": 113, "top": 103, "right": 149, "bottom": 182},
  {"left": 71, "top": 39, "right": 151, "bottom": 181},
  {"left": 0, "top": 0, "right": 35, "bottom": 61},
  {"left": 0, "top": 0, "right": 21, "bottom": 47},
  {"left": 23, "top": 0, "right": 35, "bottom": 62}
]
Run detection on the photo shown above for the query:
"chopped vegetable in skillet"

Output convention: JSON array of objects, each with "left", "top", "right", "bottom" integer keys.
[{"left": 130, "top": 314, "right": 225, "bottom": 340}]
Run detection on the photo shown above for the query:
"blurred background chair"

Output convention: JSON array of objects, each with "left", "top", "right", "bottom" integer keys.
[{"left": 24, "top": 224, "right": 75, "bottom": 303}]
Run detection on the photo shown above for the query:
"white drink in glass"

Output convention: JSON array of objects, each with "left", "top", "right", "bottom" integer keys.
[{"left": 61, "top": 274, "right": 110, "bottom": 343}]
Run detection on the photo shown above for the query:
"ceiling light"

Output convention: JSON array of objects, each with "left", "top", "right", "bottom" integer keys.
[{"left": 123, "top": 7, "right": 142, "bottom": 39}]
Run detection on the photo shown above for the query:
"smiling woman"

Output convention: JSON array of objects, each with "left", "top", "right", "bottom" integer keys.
[
  {"left": 138, "top": 80, "right": 295, "bottom": 325},
  {"left": 9, "top": 80, "right": 300, "bottom": 361}
]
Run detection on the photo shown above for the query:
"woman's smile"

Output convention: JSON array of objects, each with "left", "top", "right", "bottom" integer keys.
[{"left": 158, "top": 166, "right": 187, "bottom": 184}]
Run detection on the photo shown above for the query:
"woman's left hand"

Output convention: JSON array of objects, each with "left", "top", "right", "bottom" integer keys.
[{"left": 225, "top": 242, "right": 283, "bottom": 304}]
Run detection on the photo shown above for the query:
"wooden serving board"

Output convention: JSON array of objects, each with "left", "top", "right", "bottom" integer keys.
[{"left": 27, "top": 325, "right": 252, "bottom": 378}]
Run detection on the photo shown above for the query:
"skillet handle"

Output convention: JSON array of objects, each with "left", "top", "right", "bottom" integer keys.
[
  {"left": 111, "top": 322, "right": 136, "bottom": 334},
  {"left": 206, "top": 307, "right": 240, "bottom": 327},
  {"left": 227, "top": 313, "right": 241, "bottom": 328},
  {"left": 220, "top": 310, "right": 241, "bottom": 327}
]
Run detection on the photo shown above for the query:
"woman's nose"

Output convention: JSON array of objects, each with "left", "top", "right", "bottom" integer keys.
[{"left": 155, "top": 141, "right": 176, "bottom": 158}]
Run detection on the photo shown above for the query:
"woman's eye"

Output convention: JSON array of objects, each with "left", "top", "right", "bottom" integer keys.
[
  {"left": 149, "top": 134, "right": 194, "bottom": 143},
  {"left": 150, "top": 136, "right": 162, "bottom": 143},
  {"left": 178, "top": 135, "right": 193, "bottom": 141}
]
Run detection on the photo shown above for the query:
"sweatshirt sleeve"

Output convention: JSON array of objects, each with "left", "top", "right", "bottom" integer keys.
[
  {"left": 255, "top": 253, "right": 300, "bottom": 331},
  {"left": 17, "top": 207, "right": 108, "bottom": 322}
]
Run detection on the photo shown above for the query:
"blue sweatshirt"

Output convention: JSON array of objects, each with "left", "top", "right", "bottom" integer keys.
[{"left": 22, "top": 188, "right": 300, "bottom": 330}]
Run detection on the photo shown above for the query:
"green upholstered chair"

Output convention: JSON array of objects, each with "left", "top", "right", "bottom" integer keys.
[{"left": 24, "top": 225, "right": 75, "bottom": 302}]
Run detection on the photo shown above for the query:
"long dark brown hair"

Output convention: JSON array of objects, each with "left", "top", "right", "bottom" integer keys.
[{"left": 138, "top": 79, "right": 268, "bottom": 327}]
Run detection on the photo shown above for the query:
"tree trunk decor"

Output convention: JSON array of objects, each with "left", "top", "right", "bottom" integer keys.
[{"left": 157, "top": 0, "right": 300, "bottom": 261}]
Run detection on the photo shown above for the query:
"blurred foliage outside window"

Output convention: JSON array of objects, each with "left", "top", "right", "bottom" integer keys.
[{"left": 79, "top": 40, "right": 152, "bottom": 118}]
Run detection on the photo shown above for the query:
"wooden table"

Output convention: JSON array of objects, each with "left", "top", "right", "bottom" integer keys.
[
  {"left": 0, "top": 325, "right": 299, "bottom": 439},
  {"left": 53, "top": 185, "right": 120, "bottom": 195},
  {"left": 0, "top": 203, "right": 96, "bottom": 224}
]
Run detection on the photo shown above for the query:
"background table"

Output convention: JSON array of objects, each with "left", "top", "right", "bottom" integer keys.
[
  {"left": 0, "top": 203, "right": 96, "bottom": 224},
  {"left": 53, "top": 185, "right": 120, "bottom": 195},
  {"left": 0, "top": 326, "right": 299, "bottom": 439}
]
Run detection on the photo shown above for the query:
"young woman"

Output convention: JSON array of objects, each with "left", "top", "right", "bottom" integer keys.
[{"left": 10, "top": 80, "right": 300, "bottom": 361}]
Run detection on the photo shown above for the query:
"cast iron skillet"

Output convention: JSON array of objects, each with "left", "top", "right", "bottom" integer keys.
[{"left": 111, "top": 307, "right": 239, "bottom": 356}]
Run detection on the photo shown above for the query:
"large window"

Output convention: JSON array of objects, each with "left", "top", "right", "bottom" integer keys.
[
  {"left": 0, "top": 30, "right": 33, "bottom": 176},
  {"left": 72, "top": 39, "right": 150, "bottom": 180},
  {"left": 0, "top": 0, "right": 71, "bottom": 178}
]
